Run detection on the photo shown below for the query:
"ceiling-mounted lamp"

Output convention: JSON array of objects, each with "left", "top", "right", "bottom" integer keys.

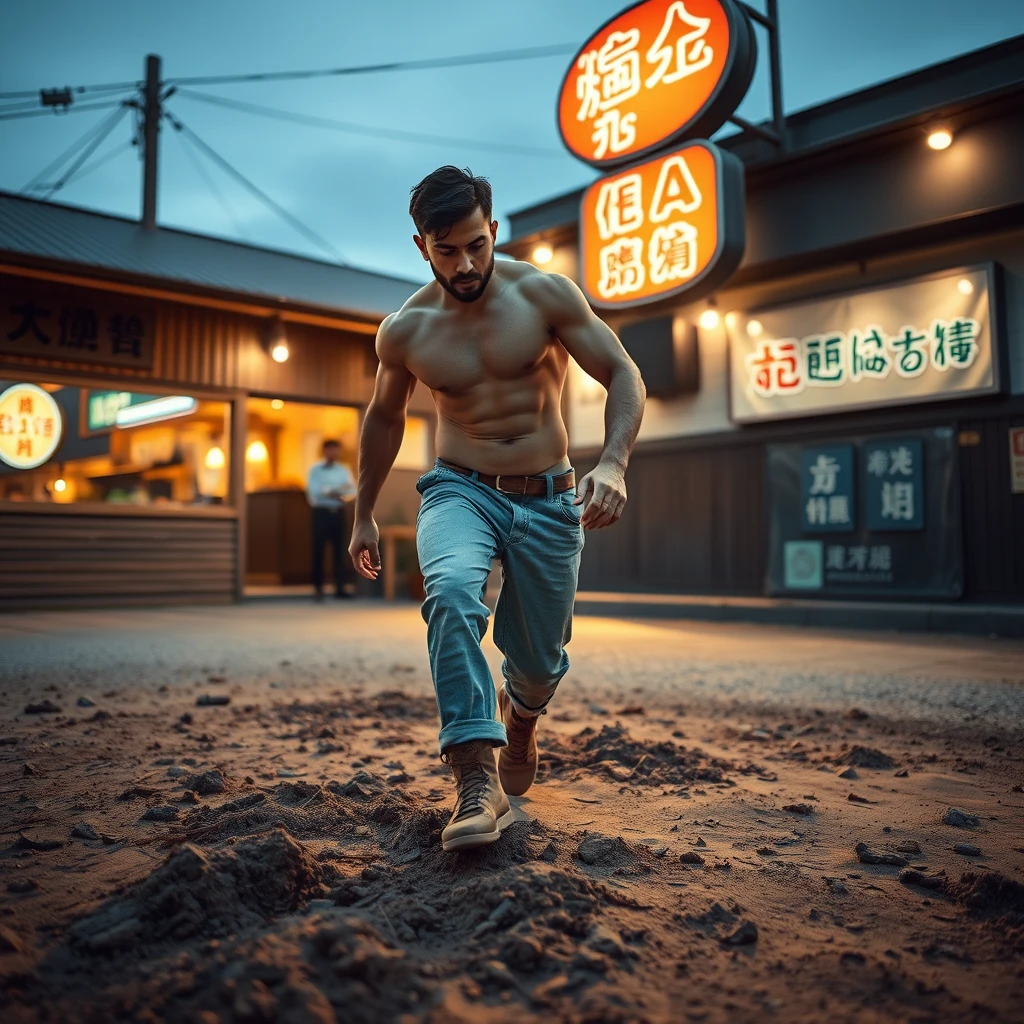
[
  {"left": 531, "top": 243, "right": 554, "bottom": 265},
  {"left": 927, "top": 126, "right": 953, "bottom": 150},
  {"left": 698, "top": 300, "right": 720, "bottom": 330},
  {"left": 266, "top": 315, "right": 290, "bottom": 363}
]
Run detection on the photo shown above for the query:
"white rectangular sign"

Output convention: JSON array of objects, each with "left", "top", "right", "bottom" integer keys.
[{"left": 728, "top": 266, "right": 998, "bottom": 424}]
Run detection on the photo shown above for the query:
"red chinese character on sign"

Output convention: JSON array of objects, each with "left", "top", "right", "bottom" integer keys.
[
  {"left": 16, "top": 437, "right": 32, "bottom": 458},
  {"left": 747, "top": 340, "right": 804, "bottom": 398},
  {"left": 19, "top": 396, "right": 33, "bottom": 415},
  {"left": 0, "top": 414, "right": 13, "bottom": 435}
]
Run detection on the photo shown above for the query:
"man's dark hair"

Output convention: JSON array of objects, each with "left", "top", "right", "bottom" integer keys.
[
  {"left": 409, "top": 166, "right": 492, "bottom": 240},
  {"left": 322, "top": 439, "right": 340, "bottom": 450}
]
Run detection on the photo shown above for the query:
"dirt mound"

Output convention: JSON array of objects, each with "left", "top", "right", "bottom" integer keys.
[
  {"left": 541, "top": 723, "right": 732, "bottom": 787},
  {"left": 947, "top": 870, "right": 1024, "bottom": 922},
  {"left": 68, "top": 829, "right": 328, "bottom": 953},
  {"left": 835, "top": 745, "right": 897, "bottom": 769},
  {"left": 275, "top": 690, "right": 437, "bottom": 728}
]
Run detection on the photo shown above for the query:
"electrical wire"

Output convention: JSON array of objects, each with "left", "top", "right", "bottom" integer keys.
[
  {"left": 0, "top": 98, "right": 130, "bottom": 122},
  {"left": 20, "top": 103, "right": 133, "bottom": 193},
  {"left": 165, "top": 42, "right": 576, "bottom": 88},
  {"left": 41, "top": 104, "right": 131, "bottom": 198},
  {"left": 170, "top": 123, "right": 250, "bottom": 241},
  {"left": 165, "top": 114, "right": 348, "bottom": 264},
  {"left": 175, "top": 88, "right": 562, "bottom": 158},
  {"left": 59, "top": 138, "right": 135, "bottom": 187},
  {"left": 0, "top": 80, "right": 139, "bottom": 101}
]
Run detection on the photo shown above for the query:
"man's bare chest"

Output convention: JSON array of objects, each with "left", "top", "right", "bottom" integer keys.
[{"left": 406, "top": 305, "right": 557, "bottom": 394}]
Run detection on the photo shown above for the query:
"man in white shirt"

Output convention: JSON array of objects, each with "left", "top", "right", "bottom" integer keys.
[{"left": 306, "top": 439, "right": 356, "bottom": 601}]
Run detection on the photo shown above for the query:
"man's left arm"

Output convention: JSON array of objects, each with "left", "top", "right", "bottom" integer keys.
[{"left": 530, "top": 273, "right": 646, "bottom": 530}]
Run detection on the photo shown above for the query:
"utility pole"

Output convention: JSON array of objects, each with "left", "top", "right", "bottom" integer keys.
[{"left": 141, "top": 54, "right": 161, "bottom": 230}]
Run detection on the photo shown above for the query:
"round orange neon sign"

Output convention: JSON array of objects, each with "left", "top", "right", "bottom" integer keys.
[
  {"left": 579, "top": 139, "right": 745, "bottom": 309},
  {"left": 558, "top": 0, "right": 756, "bottom": 169}
]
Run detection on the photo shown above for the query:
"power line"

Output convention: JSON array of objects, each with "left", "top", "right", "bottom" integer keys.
[
  {"left": 170, "top": 123, "right": 250, "bottom": 241},
  {"left": 0, "top": 43, "right": 574, "bottom": 110},
  {"left": 41, "top": 104, "right": 131, "bottom": 199},
  {"left": 21, "top": 104, "right": 132, "bottom": 193},
  {"left": 165, "top": 114, "right": 348, "bottom": 264},
  {"left": 175, "top": 88, "right": 563, "bottom": 158},
  {"left": 62, "top": 138, "right": 135, "bottom": 187},
  {"left": 0, "top": 80, "right": 139, "bottom": 101},
  {"left": 0, "top": 98, "right": 131, "bottom": 122},
  {"left": 165, "top": 42, "right": 577, "bottom": 88}
]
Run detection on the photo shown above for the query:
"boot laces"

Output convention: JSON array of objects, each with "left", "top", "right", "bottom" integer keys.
[
  {"left": 506, "top": 708, "right": 537, "bottom": 765},
  {"left": 442, "top": 750, "right": 491, "bottom": 821}
]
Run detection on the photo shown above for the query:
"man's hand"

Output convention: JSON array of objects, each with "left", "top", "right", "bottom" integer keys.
[
  {"left": 349, "top": 518, "right": 382, "bottom": 579},
  {"left": 574, "top": 462, "right": 627, "bottom": 530}
]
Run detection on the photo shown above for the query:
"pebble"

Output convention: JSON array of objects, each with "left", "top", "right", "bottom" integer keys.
[
  {"left": 196, "top": 694, "right": 230, "bottom": 706},
  {"left": 722, "top": 920, "right": 758, "bottom": 945},
  {"left": 783, "top": 803, "right": 815, "bottom": 815},
  {"left": 894, "top": 769, "right": 910, "bottom": 778},
  {"left": 847, "top": 793, "right": 872, "bottom": 803},
  {"left": 894, "top": 840, "right": 921, "bottom": 854},
  {"left": 21, "top": 762, "right": 42, "bottom": 777},
  {"left": 71, "top": 822, "right": 100, "bottom": 841},
  {"left": 845, "top": 708, "right": 869, "bottom": 720},
  {"left": 76, "top": 696, "right": 96, "bottom": 708},
  {"left": 6, "top": 879, "right": 38, "bottom": 893},
  {"left": 186, "top": 770, "right": 227, "bottom": 795},
  {"left": 855, "top": 842, "right": 908, "bottom": 867},
  {"left": 898, "top": 869, "right": 945, "bottom": 890},
  {"left": 741, "top": 728, "right": 772, "bottom": 741},
  {"left": 142, "top": 805, "right": 180, "bottom": 822},
  {"left": 824, "top": 877, "right": 849, "bottom": 895},
  {"left": 617, "top": 704, "right": 645, "bottom": 715},
  {"left": 24, "top": 700, "right": 62, "bottom": 714},
  {"left": 836, "top": 767, "right": 858, "bottom": 779},
  {"left": 680, "top": 851, "right": 705, "bottom": 865},
  {"left": 14, "top": 832, "right": 62, "bottom": 851},
  {"left": 942, "top": 807, "right": 980, "bottom": 829},
  {"left": 953, "top": 843, "right": 981, "bottom": 856},
  {"left": 588, "top": 704, "right": 609, "bottom": 716}
]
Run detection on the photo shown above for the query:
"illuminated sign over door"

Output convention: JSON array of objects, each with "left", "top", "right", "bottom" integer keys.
[
  {"left": 0, "top": 382, "right": 64, "bottom": 469},
  {"left": 579, "top": 139, "right": 745, "bottom": 309},
  {"left": 558, "top": 0, "right": 756, "bottom": 168}
]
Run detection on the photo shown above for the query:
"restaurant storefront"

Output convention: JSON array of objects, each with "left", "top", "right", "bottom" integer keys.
[
  {"left": 0, "top": 195, "right": 428, "bottom": 609},
  {"left": 501, "top": 34, "right": 1024, "bottom": 607}
]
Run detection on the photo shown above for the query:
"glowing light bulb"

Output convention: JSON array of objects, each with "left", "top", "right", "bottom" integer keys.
[
  {"left": 927, "top": 128, "right": 952, "bottom": 150},
  {"left": 271, "top": 341, "right": 289, "bottom": 363},
  {"left": 957, "top": 279, "right": 974, "bottom": 296},
  {"left": 204, "top": 446, "right": 226, "bottom": 470},
  {"left": 746, "top": 319, "right": 763, "bottom": 338},
  {"left": 699, "top": 308, "right": 720, "bottom": 330},
  {"left": 531, "top": 244, "right": 554, "bottom": 265},
  {"left": 270, "top": 399, "right": 284, "bottom": 410},
  {"left": 53, "top": 478, "right": 66, "bottom": 493},
  {"left": 246, "top": 440, "right": 269, "bottom": 463}
]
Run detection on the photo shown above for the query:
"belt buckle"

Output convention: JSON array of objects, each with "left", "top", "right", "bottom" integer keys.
[{"left": 495, "top": 474, "right": 527, "bottom": 495}]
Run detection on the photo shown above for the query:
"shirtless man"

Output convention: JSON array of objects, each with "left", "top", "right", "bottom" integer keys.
[{"left": 350, "top": 166, "right": 646, "bottom": 851}]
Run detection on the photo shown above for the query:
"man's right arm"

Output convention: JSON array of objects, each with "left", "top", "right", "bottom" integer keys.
[{"left": 350, "top": 315, "right": 417, "bottom": 579}]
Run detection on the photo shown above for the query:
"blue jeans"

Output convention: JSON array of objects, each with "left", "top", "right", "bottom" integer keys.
[{"left": 415, "top": 459, "right": 585, "bottom": 752}]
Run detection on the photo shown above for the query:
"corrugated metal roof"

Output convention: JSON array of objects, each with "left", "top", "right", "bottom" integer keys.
[{"left": 0, "top": 191, "right": 421, "bottom": 321}]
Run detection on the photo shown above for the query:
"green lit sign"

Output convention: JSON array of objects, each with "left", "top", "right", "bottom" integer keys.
[{"left": 86, "top": 390, "right": 195, "bottom": 431}]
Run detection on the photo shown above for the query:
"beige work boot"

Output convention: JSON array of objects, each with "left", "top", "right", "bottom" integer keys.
[
  {"left": 497, "top": 689, "right": 540, "bottom": 797},
  {"left": 441, "top": 740, "right": 514, "bottom": 852}
]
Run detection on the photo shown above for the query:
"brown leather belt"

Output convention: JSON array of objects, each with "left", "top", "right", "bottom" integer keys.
[{"left": 438, "top": 458, "right": 575, "bottom": 495}]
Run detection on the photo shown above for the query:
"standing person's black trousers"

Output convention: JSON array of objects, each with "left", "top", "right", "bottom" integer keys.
[{"left": 311, "top": 505, "right": 352, "bottom": 597}]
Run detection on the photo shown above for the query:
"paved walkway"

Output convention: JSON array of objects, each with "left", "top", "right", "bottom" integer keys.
[{"left": 2, "top": 601, "right": 1022, "bottom": 732}]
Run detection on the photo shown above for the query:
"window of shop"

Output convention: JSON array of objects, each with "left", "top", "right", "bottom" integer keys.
[{"left": 0, "top": 379, "right": 231, "bottom": 507}]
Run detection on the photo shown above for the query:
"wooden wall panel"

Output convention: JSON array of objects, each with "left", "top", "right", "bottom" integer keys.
[
  {"left": 0, "top": 514, "right": 237, "bottom": 610},
  {"left": 573, "top": 443, "right": 766, "bottom": 595},
  {"left": 958, "top": 414, "right": 1024, "bottom": 601}
]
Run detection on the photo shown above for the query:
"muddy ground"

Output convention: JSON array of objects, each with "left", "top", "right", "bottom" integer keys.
[{"left": 0, "top": 604, "right": 1022, "bottom": 1023}]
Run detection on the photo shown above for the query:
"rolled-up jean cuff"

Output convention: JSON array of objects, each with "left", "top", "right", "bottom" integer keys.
[
  {"left": 438, "top": 718, "right": 507, "bottom": 754},
  {"left": 503, "top": 684, "right": 551, "bottom": 719}
]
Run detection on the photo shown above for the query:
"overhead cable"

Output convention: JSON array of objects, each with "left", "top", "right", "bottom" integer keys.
[
  {"left": 21, "top": 104, "right": 132, "bottom": 193},
  {"left": 165, "top": 42, "right": 577, "bottom": 87},
  {"left": 175, "top": 88, "right": 562, "bottom": 158},
  {"left": 170, "top": 124, "right": 250, "bottom": 240},
  {"left": 165, "top": 114, "right": 348, "bottom": 264},
  {"left": 0, "top": 98, "right": 130, "bottom": 122},
  {"left": 41, "top": 104, "right": 131, "bottom": 199}
]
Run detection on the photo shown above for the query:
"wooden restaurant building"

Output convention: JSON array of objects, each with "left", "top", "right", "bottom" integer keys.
[
  {"left": 0, "top": 193, "right": 430, "bottom": 610},
  {"left": 503, "top": 36, "right": 1024, "bottom": 617}
]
